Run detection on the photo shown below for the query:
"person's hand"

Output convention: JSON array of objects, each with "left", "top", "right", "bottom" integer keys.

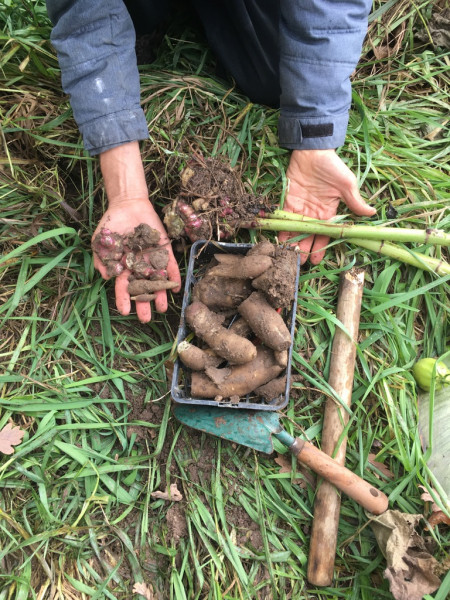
[
  {"left": 92, "top": 142, "right": 181, "bottom": 323},
  {"left": 92, "top": 198, "right": 181, "bottom": 323},
  {"left": 278, "top": 149, "right": 376, "bottom": 264}
]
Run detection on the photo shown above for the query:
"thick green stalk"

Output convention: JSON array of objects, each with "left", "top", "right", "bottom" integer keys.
[
  {"left": 258, "top": 210, "right": 450, "bottom": 246},
  {"left": 350, "top": 239, "right": 450, "bottom": 276},
  {"left": 251, "top": 217, "right": 450, "bottom": 276}
]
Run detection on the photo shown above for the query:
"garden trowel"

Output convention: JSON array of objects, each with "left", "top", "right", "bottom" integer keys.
[{"left": 174, "top": 404, "right": 388, "bottom": 514}]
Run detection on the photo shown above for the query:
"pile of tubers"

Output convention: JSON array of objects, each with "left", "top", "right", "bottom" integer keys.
[
  {"left": 177, "top": 241, "right": 298, "bottom": 404},
  {"left": 92, "top": 224, "right": 178, "bottom": 301}
]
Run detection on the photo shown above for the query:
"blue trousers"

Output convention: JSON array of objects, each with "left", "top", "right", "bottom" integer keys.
[{"left": 124, "top": 0, "right": 280, "bottom": 106}]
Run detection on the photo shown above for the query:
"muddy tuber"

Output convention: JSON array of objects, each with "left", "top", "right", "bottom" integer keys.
[{"left": 177, "top": 242, "right": 298, "bottom": 403}]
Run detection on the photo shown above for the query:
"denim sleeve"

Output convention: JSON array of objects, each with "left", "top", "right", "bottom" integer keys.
[
  {"left": 46, "top": 0, "right": 149, "bottom": 155},
  {"left": 278, "top": 0, "right": 371, "bottom": 150}
]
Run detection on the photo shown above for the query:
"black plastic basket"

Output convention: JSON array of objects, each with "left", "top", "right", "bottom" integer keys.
[{"left": 171, "top": 240, "right": 300, "bottom": 410}]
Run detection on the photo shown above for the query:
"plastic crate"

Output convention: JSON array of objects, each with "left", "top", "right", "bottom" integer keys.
[{"left": 171, "top": 240, "right": 300, "bottom": 410}]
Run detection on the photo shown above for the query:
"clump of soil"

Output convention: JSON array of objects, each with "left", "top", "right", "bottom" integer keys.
[
  {"left": 251, "top": 246, "right": 298, "bottom": 309},
  {"left": 163, "top": 155, "right": 274, "bottom": 241},
  {"left": 92, "top": 223, "right": 176, "bottom": 299},
  {"left": 166, "top": 504, "right": 188, "bottom": 544}
]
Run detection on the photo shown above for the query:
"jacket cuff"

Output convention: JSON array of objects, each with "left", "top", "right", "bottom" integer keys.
[
  {"left": 278, "top": 113, "right": 349, "bottom": 150},
  {"left": 80, "top": 108, "right": 149, "bottom": 156}
]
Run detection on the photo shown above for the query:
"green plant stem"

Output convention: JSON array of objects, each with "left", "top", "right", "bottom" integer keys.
[
  {"left": 258, "top": 210, "right": 450, "bottom": 246},
  {"left": 350, "top": 238, "right": 450, "bottom": 276},
  {"left": 252, "top": 211, "right": 450, "bottom": 274},
  {"left": 251, "top": 217, "right": 450, "bottom": 276}
]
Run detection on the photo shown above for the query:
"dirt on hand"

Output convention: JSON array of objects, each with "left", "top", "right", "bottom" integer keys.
[{"left": 92, "top": 223, "right": 171, "bottom": 295}]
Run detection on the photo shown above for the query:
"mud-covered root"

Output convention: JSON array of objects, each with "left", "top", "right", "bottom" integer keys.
[
  {"left": 104, "top": 261, "right": 125, "bottom": 277},
  {"left": 185, "top": 301, "right": 257, "bottom": 365},
  {"left": 146, "top": 248, "right": 169, "bottom": 271},
  {"left": 206, "top": 253, "right": 273, "bottom": 279},
  {"left": 204, "top": 366, "right": 232, "bottom": 386},
  {"left": 177, "top": 341, "right": 221, "bottom": 371},
  {"left": 251, "top": 246, "right": 298, "bottom": 309},
  {"left": 130, "top": 263, "right": 167, "bottom": 280},
  {"left": 92, "top": 228, "right": 126, "bottom": 277},
  {"left": 163, "top": 198, "right": 211, "bottom": 241},
  {"left": 274, "top": 350, "right": 289, "bottom": 368},
  {"left": 192, "top": 275, "right": 253, "bottom": 311},
  {"left": 130, "top": 294, "right": 157, "bottom": 302},
  {"left": 128, "top": 279, "right": 179, "bottom": 296},
  {"left": 125, "top": 223, "right": 160, "bottom": 251},
  {"left": 190, "top": 346, "right": 283, "bottom": 399},
  {"left": 255, "top": 375, "right": 287, "bottom": 401},
  {"left": 122, "top": 247, "right": 169, "bottom": 277},
  {"left": 228, "top": 317, "right": 252, "bottom": 338},
  {"left": 92, "top": 224, "right": 171, "bottom": 285},
  {"left": 247, "top": 240, "right": 276, "bottom": 257},
  {"left": 238, "top": 291, "right": 292, "bottom": 352},
  {"left": 92, "top": 228, "right": 124, "bottom": 259}
]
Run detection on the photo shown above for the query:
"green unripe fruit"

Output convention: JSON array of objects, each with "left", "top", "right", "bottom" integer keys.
[{"left": 412, "top": 358, "right": 450, "bottom": 391}]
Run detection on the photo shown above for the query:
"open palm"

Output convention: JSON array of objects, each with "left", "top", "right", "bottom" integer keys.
[
  {"left": 278, "top": 150, "right": 376, "bottom": 264},
  {"left": 92, "top": 198, "right": 181, "bottom": 323}
]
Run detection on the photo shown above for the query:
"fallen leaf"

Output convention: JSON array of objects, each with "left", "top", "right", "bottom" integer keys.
[
  {"left": 274, "top": 453, "right": 314, "bottom": 488},
  {"left": 428, "top": 511, "right": 450, "bottom": 528},
  {"left": 151, "top": 483, "right": 183, "bottom": 502},
  {"left": 436, "top": 554, "right": 450, "bottom": 577},
  {"left": 370, "top": 509, "right": 441, "bottom": 600},
  {"left": 419, "top": 485, "right": 450, "bottom": 528},
  {"left": 174, "top": 99, "right": 185, "bottom": 124},
  {"left": 373, "top": 45, "right": 390, "bottom": 60},
  {"left": 133, "top": 582, "right": 154, "bottom": 599},
  {"left": 419, "top": 485, "right": 440, "bottom": 511},
  {"left": 0, "top": 423, "right": 25, "bottom": 455},
  {"left": 368, "top": 453, "right": 395, "bottom": 480}
]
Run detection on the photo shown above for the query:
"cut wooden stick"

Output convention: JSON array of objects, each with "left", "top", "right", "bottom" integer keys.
[{"left": 307, "top": 268, "right": 381, "bottom": 586}]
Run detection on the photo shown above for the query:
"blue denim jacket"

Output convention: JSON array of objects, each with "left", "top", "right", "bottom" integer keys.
[{"left": 46, "top": 0, "right": 371, "bottom": 155}]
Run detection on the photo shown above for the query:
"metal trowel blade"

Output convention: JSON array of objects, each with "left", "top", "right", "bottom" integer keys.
[{"left": 174, "top": 405, "right": 280, "bottom": 454}]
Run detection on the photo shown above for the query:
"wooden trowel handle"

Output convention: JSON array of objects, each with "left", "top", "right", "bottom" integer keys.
[{"left": 291, "top": 439, "right": 388, "bottom": 515}]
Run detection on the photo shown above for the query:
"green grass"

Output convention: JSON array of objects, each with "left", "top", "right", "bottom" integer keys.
[{"left": 1, "top": 1, "right": 449, "bottom": 598}]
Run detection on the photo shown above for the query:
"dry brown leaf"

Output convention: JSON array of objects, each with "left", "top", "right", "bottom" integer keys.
[
  {"left": 174, "top": 100, "right": 185, "bottom": 124},
  {"left": 151, "top": 483, "right": 183, "bottom": 502},
  {"left": 419, "top": 485, "right": 450, "bottom": 528},
  {"left": 368, "top": 453, "right": 395, "bottom": 480},
  {"left": 373, "top": 45, "right": 390, "bottom": 60},
  {"left": 436, "top": 554, "right": 450, "bottom": 577},
  {"left": 419, "top": 486, "right": 440, "bottom": 511},
  {"left": 133, "top": 582, "right": 154, "bottom": 599},
  {"left": 428, "top": 511, "right": 450, "bottom": 528},
  {"left": 370, "top": 510, "right": 441, "bottom": 600},
  {"left": 0, "top": 423, "right": 25, "bottom": 455},
  {"left": 371, "top": 20, "right": 406, "bottom": 60}
]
